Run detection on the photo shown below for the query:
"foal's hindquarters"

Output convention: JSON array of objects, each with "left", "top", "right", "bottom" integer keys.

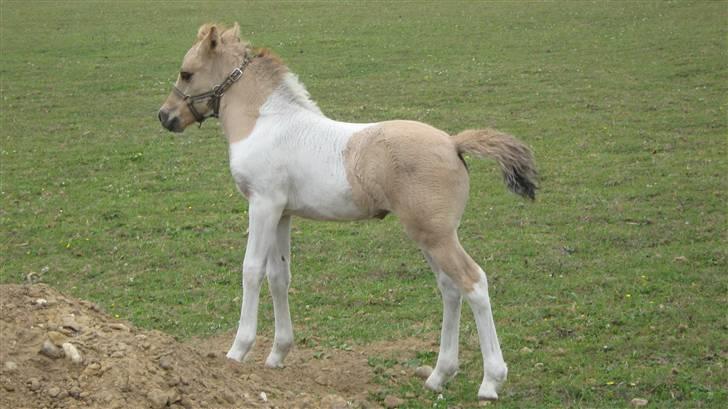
[{"left": 346, "top": 121, "right": 508, "bottom": 399}]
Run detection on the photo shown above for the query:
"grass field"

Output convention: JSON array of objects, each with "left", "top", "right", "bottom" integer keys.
[{"left": 1, "top": 1, "right": 726, "bottom": 407}]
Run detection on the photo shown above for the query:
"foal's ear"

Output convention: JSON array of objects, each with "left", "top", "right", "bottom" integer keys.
[
  {"left": 197, "top": 23, "right": 220, "bottom": 52},
  {"left": 221, "top": 22, "right": 241, "bottom": 44}
]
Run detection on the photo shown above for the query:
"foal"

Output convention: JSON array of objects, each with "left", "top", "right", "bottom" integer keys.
[{"left": 158, "top": 23, "right": 537, "bottom": 401}]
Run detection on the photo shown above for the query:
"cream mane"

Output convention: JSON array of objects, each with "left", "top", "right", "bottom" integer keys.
[{"left": 277, "top": 73, "right": 323, "bottom": 115}]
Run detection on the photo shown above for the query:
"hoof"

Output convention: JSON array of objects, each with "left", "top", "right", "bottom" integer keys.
[
  {"left": 424, "top": 377, "right": 443, "bottom": 393},
  {"left": 478, "top": 385, "right": 499, "bottom": 401},
  {"left": 226, "top": 345, "right": 253, "bottom": 363},
  {"left": 225, "top": 350, "right": 244, "bottom": 362},
  {"left": 424, "top": 367, "right": 457, "bottom": 393},
  {"left": 264, "top": 355, "right": 285, "bottom": 368},
  {"left": 478, "top": 377, "right": 503, "bottom": 401}
]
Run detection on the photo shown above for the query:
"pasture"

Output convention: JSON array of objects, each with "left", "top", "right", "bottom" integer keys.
[{"left": 1, "top": 1, "right": 725, "bottom": 407}]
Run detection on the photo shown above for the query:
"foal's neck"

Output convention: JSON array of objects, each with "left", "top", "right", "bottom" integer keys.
[{"left": 220, "top": 55, "right": 322, "bottom": 144}]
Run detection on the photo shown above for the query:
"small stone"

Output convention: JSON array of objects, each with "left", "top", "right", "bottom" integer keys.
[
  {"left": 47, "top": 331, "right": 68, "bottom": 346},
  {"left": 630, "top": 398, "right": 649, "bottom": 407},
  {"left": 167, "top": 375, "right": 179, "bottom": 387},
  {"left": 383, "top": 395, "right": 404, "bottom": 408},
  {"left": 47, "top": 386, "right": 61, "bottom": 398},
  {"left": 28, "top": 377, "right": 41, "bottom": 391},
  {"left": 40, "top": 340, "right": 64, "bottom": 359},
  {"left": 69, "top": 386, "right": 82, "bottom": 398},
  {"left": 414, "top": 365, "right": 433, "bottom": 379},
  {"left": 259, "top": 391, "right": 268, "bottom": 402},
  {"left": 1, "top": 376, "right": 15, "bottom": 392},
  {"left": 519, "top": 346, "right": 534, "bottom": 354},
  {"left": 179, "top": 398, "right": 193, "bottom": 409},
  {"left": 159, "top": 356, "right": 173, "bottom": 370},
  {"left": 222, "top": 391, "right": 236, "bottom": 403},
  {"left": 99, "top": 390, "right": 114, "bottom": 403},
  {"left": 62, "top": 342, "right": 83, "bottom": 364},
  {"left": 109, "top": 323, "right": 129, "bottom": 331},
  {"left": 314, "top": 375, "right": 328, "bottom": 385},
  {"left": 3, "top": 361, "right": 18, "bottom": 372},
  {"left": 247, "top": 373, "right": 263, "bottom": 384},
  {"left": 148, "top": 388, "right": 169, "bottom": 409},
  {"left": 321, "top": 394, "right": 348, "bottom": 409},
  {"left": 206, "top": 351, "right": 217, "bottom": 358},
  {"left": 61, "top": 315, "right": 81, "bottom": 333},
  {"left": 34, "top": 298, "right": 48, "bottom": 307}
]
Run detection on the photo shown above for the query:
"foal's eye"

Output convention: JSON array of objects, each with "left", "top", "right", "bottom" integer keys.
[{"left": 180, "top": 71, "right": 193, "bottom": 81}]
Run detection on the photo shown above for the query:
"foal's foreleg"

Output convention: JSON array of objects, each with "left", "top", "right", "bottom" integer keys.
[
  {"left": 265, "top": 215, "right": 293, "bottom": 368},
  {"left": 423, "top": 251, "right": 463, "bottom": 392},
  {"left": 226, "top": 201, "right": 283, "bottom": 362}
]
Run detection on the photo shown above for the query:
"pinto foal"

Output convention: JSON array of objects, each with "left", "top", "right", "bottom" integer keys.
[{"left": 158, "top": 23, "right": 537, "bottom": 400}]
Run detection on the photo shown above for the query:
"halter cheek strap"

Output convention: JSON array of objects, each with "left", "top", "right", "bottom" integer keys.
[{"left": 173, "top": 54, "right": 253, "bottom": 126}]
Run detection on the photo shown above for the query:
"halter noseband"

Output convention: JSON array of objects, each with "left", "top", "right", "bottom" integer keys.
[{"left": 173, "top": 54, "right": 253, "bottom": 126}]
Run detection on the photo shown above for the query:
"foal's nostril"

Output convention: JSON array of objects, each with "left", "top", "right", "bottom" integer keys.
[{"left": 158, "top": 109, "right": 168, "bottom": 124}]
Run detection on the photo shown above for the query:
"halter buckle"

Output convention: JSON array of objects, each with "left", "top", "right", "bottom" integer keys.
[{"left": 229, "top": 67, "right": 243, "bottom": 82}]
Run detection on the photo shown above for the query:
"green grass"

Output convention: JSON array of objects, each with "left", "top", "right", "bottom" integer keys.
[{"left": 1, "top": 1, "right": 726, "bottom": 407}]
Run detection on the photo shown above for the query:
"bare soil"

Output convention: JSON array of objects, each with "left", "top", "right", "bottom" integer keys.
[{"left": 0, "top": 284, "right": 433, "bottom": 409}]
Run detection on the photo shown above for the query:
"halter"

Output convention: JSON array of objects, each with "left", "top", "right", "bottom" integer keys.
[{"left": 173, "top": 54, "right": 253, "bottom": 126}]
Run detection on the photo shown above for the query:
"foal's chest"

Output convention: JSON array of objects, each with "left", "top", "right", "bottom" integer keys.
[{"left": 227, "top": 134, "right": 368, "bottom": 221}]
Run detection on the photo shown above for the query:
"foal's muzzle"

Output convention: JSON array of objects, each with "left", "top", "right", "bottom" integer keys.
[{"left": 158, "top": 109, "right": 182, "bottom": 133}]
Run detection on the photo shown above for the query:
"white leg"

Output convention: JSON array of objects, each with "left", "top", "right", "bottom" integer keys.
[
  {"left": 423, "top": 252, "right": 462, "bottom": 392},
  {"left": 265, "top": 215, "right": 294, "bottom": 368},
  {"left": 464, "top": 269, "right": 508, "bottom": 400},
  {"left": 226, "top": 200, "right": 283, "bottom": 362}
]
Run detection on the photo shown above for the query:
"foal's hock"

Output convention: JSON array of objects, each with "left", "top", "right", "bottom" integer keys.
[{"left": 158, "top": 23, "right": 537, "bottom": 401}]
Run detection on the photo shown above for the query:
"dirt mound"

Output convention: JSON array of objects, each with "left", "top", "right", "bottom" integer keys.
[{"left": 0, "top": 284, "right": 431, "bottom": 409}]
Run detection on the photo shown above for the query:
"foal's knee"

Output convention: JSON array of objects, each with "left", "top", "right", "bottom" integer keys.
[
  {"left": 242, "top": 260, "right": 266, "bottom": 287},
  {"left": 464, "top": 277, "right": 492, "bottom": 308},
  {"left": 436, "top": 274, "right": 462, "bottom": 300},
  {"left": 267, "top": 266, "right": 290, "bottom": 290},
  {"left": 267, "top": 256, "right": 290, "bottom": 295}
]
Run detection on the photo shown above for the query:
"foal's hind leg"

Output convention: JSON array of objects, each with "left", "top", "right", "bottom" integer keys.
[
  {"left": 422, "top": 251, "right": 462, "bottom": 392},
  {"left": 425, "top": 235, "right": 508, "bottom": 400}
]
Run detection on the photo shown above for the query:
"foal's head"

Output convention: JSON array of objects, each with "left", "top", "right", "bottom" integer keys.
[{"left": 158, "top": 23, "right": 248, "bottom": 132}]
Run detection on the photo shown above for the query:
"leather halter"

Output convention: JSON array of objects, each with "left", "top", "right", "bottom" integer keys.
[{"left": 173, "top": 54, "right": 253, "bottom": 126}]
